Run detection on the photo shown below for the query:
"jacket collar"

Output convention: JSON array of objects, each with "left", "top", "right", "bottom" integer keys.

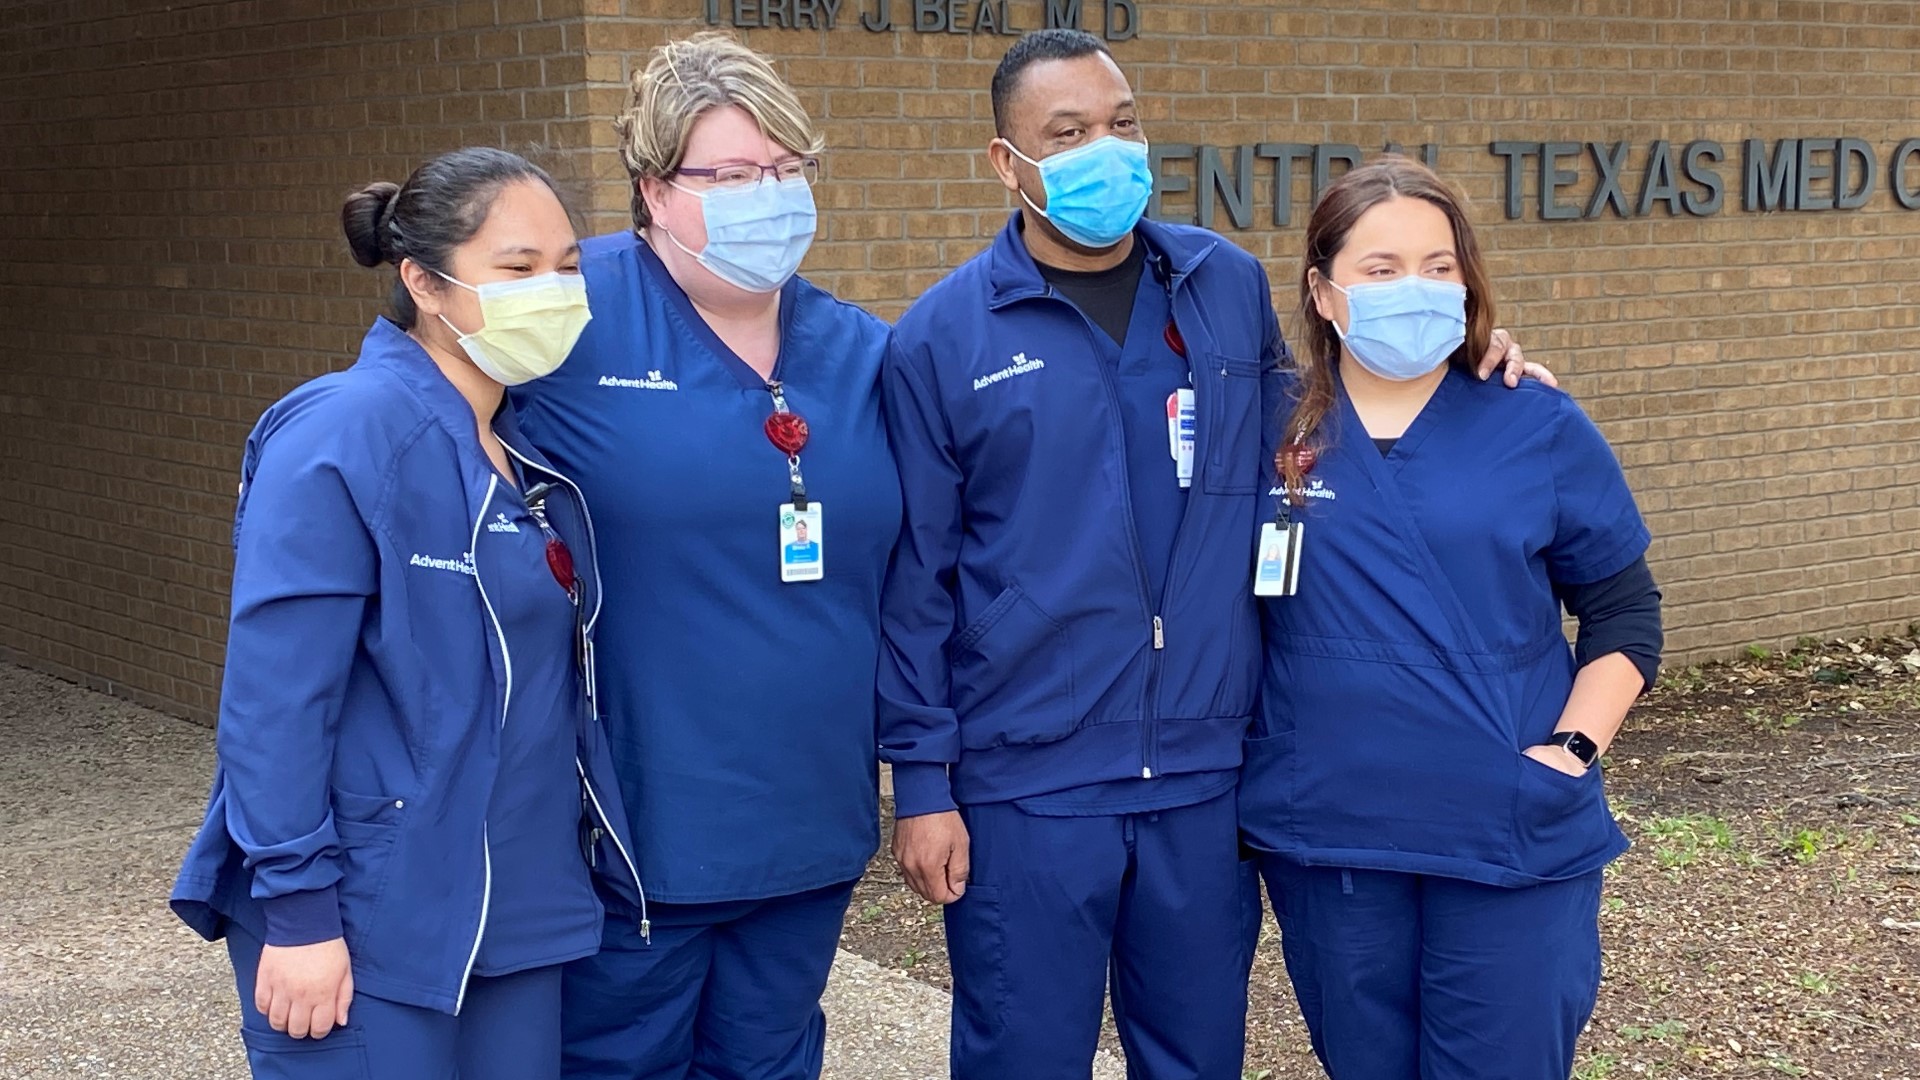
[
  {"left": 353, "top": 317, "right": 555, "bottom": 472},
  {"left": 985, "top": 211, "right": 1219, "bottom": 309},
  {"left": 355, "top": 317, "right": 479, "bottom": 431}
]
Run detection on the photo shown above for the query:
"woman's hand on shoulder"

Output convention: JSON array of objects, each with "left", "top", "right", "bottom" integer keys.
[
  {"left": 255, "top": 938, "right": 354, "bottom": 1039},
  {"left": 1476, "top": 328, "right": 1559, "bottom": 389}
]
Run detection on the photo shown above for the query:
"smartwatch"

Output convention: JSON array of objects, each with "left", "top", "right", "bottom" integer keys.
[{"left": 1546, "top": 730, "right": 1600, "bottom": 768}]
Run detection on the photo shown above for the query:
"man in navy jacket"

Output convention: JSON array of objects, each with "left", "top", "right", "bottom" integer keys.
[
  {"left": 879, "top": 30, "right": 1280, "bottom": 1078},
  {"left": 881, "top": 32, "right": 1538, "bottom": 1077}
]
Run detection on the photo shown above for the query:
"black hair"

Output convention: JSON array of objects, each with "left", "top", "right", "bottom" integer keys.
[
  {"left": 341, "top": 147, "right": 562, "bottom": 330},
  {"left": 989, "top": 29, "right": 1111, "bottom": 138}
]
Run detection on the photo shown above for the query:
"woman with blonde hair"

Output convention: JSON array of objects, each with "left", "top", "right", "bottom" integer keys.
[
  {"left": 1239, "top": 156, "right": 1662, "bottom": 1079},
  {"left": 509, "top": 33, "right": 902, "bottom": 1080}
]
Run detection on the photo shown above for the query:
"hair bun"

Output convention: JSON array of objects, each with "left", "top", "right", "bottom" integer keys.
[{"left": 342, "top": 181, "right": 402, "bottom": 267}]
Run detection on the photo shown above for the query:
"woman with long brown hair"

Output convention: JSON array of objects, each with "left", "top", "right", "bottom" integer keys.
[{"left": 1239, "top": 157, "right": 1662, "bottom": 1079}]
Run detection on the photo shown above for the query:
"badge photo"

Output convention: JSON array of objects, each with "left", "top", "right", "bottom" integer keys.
[
  {"left": 1253, "top": 520, "right": 1303, "bottom": 597},
  {"left": 779, "top": 502, "right": 824, "bottom": 583}
]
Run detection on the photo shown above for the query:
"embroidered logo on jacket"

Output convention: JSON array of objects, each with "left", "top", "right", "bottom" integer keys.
[
  {"left": 485, "top": 512, "right": 519, "bottom": 534},
  {"left": 409, "top": 552, "right": 477, "bottom": 576},
  {"left": 1269, "top": 479, "right": 1338, "bottom": 501},
  {"left": 599, "top": 371, "right": 679, "bottom": 391},
  {"left": 972, "top": 352, "right": 1046, "bottom": 392}
]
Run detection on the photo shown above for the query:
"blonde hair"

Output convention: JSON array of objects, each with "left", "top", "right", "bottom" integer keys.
[{"left": 617, "top": 32, "right": 824, "bottom": 230}]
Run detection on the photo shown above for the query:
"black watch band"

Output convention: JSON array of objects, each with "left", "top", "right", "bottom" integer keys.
[{"left": 1547, "top": 730, "right": 1600, "bottom": 768}]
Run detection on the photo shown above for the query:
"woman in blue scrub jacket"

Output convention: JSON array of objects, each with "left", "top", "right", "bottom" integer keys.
[
  {"left": 508, "top": 34, "right": 903, "bottom": 1080},
  {"left": 171, "top": 147, "right": 644, "bottom": 1080},
  {"left": 1241, "top": 157, "right": 1663, "bottom": 1080}
]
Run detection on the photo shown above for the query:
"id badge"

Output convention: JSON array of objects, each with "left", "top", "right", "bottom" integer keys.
[
  {"left": 1167, "top": 388, "right": 1196, "bottom": 488},
  {"left": 779, "top": 502, "right": 824, "bottom": 583},
  {"left": 1253, "top": 521, "right": 1304, "bottom": 597}
]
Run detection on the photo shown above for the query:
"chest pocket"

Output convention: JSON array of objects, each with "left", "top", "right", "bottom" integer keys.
[{"left": 1201, "top": 355, "right": 1265, "bottom": 495}]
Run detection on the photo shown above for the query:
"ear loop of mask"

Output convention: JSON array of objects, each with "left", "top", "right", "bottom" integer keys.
[
  {"left": 997, "top": 139, "right": 1055, "bottom": 223},
  {"left": 432, "top": 269, "right": 482, "bottom": 340},
  {"left": 1310, "top": 273, "right": 1354, "bottom": 341},
  {"left": 656, "top": 179, "right": 711, "bottom": 261}
]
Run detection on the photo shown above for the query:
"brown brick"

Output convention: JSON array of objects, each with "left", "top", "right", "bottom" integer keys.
[{"left": 5, "top": 0, "right": 1920, "bottom": 726}]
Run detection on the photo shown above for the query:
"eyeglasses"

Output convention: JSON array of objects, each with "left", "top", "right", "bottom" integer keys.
[{"left": 675, "top": 158, "right": 821, "bottom": 191}]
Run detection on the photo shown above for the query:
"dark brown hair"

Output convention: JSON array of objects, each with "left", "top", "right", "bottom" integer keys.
[
  {"left": 1279, "top": 156, "right": 1496, "bottom": 502},
  {"left": 341, "top": 147, "right": 562, "bottom": 329}
]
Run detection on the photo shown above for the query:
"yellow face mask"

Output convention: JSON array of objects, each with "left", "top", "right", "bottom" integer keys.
[{"left": 436, "top": 271, "right": 592, "bottom": 386}]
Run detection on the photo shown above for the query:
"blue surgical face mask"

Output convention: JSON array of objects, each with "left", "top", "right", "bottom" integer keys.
[
  {"left": 1001, "top": 135, "right": 1154, "bottom": 250},
  {"left": 664, "top": 177, "right": 817, "bottom": 294},
  {"left": 1328, "top": 275, "right": 1468, "bottom": 381}
]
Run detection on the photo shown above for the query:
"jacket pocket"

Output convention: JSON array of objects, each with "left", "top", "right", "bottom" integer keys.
[
  {"left": 1274, "top": 649, "right": 1516, "bottom": 866},
  {"left": 1513, "top": 754, "right": 1614, "bottom": 870},
  {"left": 1237, "top": 729, "right": 1294, "bottom": 854},
  {"left": 1207, "top": 598, "right": 1260, "bottom": 718},
  {"left": 950, "top": 584, "right": 1078, "bottom": 749},
  {"left": 329, "top": 787, "right": 403, "bottom": 947},
  {"left": 1202, "top": 354, "right": 1264, "bottom": 495},
  {"left": 329, "top": 788, "right": 404, "bottom": 840}
]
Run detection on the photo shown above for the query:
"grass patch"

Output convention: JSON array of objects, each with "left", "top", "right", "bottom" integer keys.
[
  {"left": 1573, "top": 1053, "right": 1619, "bottom": 1080},
  {"left": 1657, "top": 666, "right": 1709, "bottom": 693},
  {"left": 1641, "top": 814, "right": 1737, "bottom": 875},
  {"left": 1620, "top": 1020, "right": 1688, "bottom": 1043},
  {"left": 1743, "top": 706, "right": 1804, "bottom": 732},
  {"left": 1795, "top": 971, "right": 1834, "bottom": 995},
  {"left": 1782, "top": 828, "right": 1825, "bottom": 864}
]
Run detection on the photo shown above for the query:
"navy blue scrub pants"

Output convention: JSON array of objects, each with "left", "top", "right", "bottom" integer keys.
[
  {"left": 225, "top": 925, "right": 563, "bottom": 1080},
  {"left": 560, "top": 879, "right": 858, "bottom": 1080},
  {"left": 945, "top": 790, "right": 1263, "bottom": 1080},
  {"left": 1260, "top": 861, "right": 1605, "bottom": 1080}
]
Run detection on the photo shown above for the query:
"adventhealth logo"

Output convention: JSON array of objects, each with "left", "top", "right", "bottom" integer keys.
[
  {"left": 1268, "top": 480, "right": 1338, "bottom": 501},
  {"left": 409, "top": 552, "right": 477, "bottom": 576},
  {"left": 973, "top": 352, "right": 1046, "bottom": 392},
  {"left": 485, "top": 512, "right": 519, "bottom": 534},
  {"left": 600, "top": 370, "right": 679, "bottom": 391}
]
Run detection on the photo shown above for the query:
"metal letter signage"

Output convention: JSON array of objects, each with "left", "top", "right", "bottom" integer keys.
[
  {"left": 1149, "top": 137, "right": 1920, "bottom": 230},
  {"left": 707, "top": 0, "right": 1139, "bottom": 38}
]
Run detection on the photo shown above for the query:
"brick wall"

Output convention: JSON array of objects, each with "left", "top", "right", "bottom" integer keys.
[
  {"left": 0, "top": 0, "right": 617, "bottom": 722},
  {"left": 4, "top": 0, "right": 1916, "bottom": 721}
]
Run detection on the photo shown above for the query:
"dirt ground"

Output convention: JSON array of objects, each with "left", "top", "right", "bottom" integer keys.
[{"left": 839, "top": 633, "right": 1920, "bottom": 1079}]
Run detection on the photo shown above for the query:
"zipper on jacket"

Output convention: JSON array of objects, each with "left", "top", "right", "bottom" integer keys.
[
  {"left": 454, "top": 829, "right": 493, "bottom": 1015},
  {"left": 456, "top": 474, "right": 510, "bottom": 1014},
  {"left": 578, "top": 759, "right": 651, "bottom": 943},
  {"left": 503, "top": 445, "right": 605, "bottom": 638},
  {"left": 504, "top": 444, "right": 651, "bottom": 937},
  {"left": 1049, "top": 288, "right": 1166, "bottom": 781}
]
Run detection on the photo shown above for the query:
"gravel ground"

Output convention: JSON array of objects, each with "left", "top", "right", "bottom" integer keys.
[
  {"left": 840, "top": 634, "right": 1920, "bottom": 1079},
  {"left": 0, "top": 663, "right": 1036, "bottom": 1080},
  {"left": 4, "top": 634, "right": 1913, "bottom": 1080}
]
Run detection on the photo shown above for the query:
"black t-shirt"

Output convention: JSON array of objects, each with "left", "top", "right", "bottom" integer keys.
[{"left": 1034, "top": 240, "right": 1147, "bottom": 347}]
